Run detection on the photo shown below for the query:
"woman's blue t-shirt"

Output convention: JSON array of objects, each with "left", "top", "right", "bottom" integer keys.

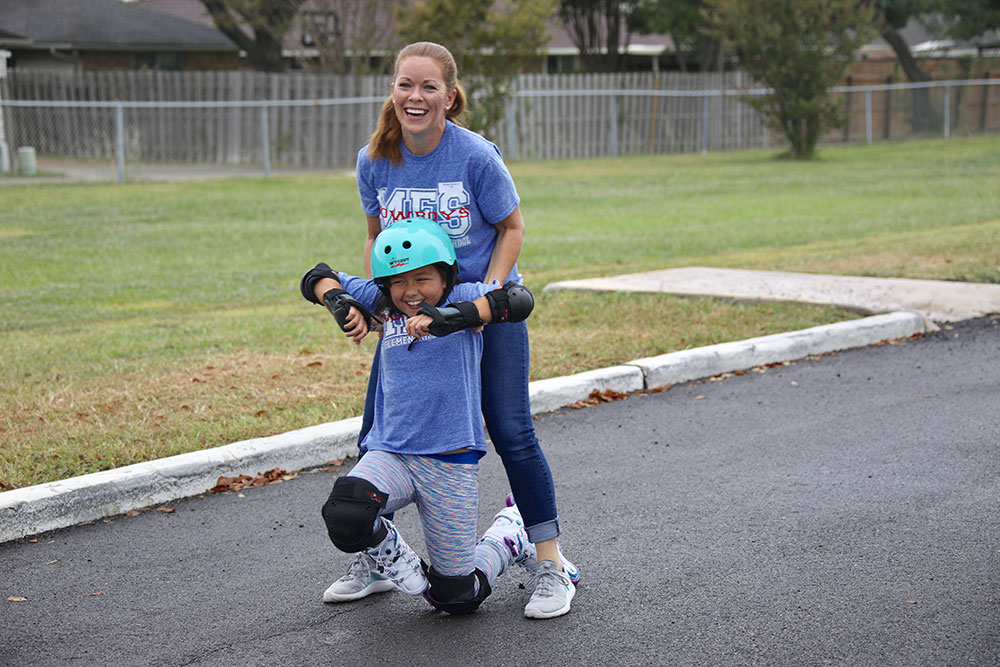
[{"left": 356, "top": 121, "right": 521, "bottom": 285}]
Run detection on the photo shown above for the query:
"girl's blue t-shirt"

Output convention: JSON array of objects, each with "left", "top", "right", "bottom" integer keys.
[
  {"left": 356, "top": 121, "right": 521, "bottom": 285},
  {"left": 337, "top": 273, "right": 494, "bottom": 457}
]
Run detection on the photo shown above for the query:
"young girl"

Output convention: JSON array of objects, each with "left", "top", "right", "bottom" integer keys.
[{"left": 300, "top": 219, "right": 561, "bottom": 614}]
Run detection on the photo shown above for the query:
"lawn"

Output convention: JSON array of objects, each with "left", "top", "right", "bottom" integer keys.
[{"left": 1, "top": 135, "right": 998, "bottom": 490}]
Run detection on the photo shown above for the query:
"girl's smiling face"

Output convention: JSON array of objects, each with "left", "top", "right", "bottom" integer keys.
[
  {"left": 391, "top": 56, "right": 456, "bottom": 150},
  {"left": 388, "top": 265, "right": 447, "bottom": 316}
]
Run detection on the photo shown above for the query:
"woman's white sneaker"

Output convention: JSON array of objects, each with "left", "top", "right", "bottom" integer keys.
[{"left": 523, "top": 560, "right": 575, "bottom": 619}]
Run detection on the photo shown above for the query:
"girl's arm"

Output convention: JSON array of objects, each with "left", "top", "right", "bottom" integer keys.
[
  {"left": 484, "top": 207, "right": 524, "bottom": 285},
  {"left": 405, "top": 283, "right": 532, "bottom": 338},
  {"left": 305, "top": 271, "right": 370, "bottom": 345}
]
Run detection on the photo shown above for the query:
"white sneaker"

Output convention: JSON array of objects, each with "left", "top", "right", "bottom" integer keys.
[
  {"left": 480, "top": 504, "right": 535, "bottom": 570},
  {"left": 322, "top": 552, "right": 395, "bottom": 603},
  {"left": 523, "top": 559, "right": 575, "bottom": 619},
  {"left": 503, "top": 494, "right": 581, "bottom": 586},
  {"left": 365, "top": 518, "right": 428, "bottom": 596}
]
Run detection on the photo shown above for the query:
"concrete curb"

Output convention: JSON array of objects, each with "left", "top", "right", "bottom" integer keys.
[{"left": 0, "top": 311, "right": 929, "bottom": 543}]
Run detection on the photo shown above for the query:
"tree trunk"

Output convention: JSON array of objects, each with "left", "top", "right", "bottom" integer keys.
[{"left": 881, "top": 27, "right": 933, "bottom": 132}]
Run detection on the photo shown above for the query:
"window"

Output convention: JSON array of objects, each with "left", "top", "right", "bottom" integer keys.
[{"left": 135, "top": 53, "right": 185, "bottom": 71}]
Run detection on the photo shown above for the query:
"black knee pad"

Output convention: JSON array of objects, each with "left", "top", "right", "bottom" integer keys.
[
  {"left": 425, "top": 567, "right": 491, "bottom": 615},
  {"left": 321, "top": 476, "right": 388, "bottom": 552}
]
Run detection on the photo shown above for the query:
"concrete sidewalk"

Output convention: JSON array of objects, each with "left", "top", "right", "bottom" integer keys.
[
  {"left": 6, "top": 266, "right": 996, "bottom": 543},
  {"left": 544, "top": 267, "right": 1000, "bottom": 324}
]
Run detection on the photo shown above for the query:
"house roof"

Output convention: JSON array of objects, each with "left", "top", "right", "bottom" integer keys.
[{"left": 0, "top": 0, "right": 237, "bottom": 51}]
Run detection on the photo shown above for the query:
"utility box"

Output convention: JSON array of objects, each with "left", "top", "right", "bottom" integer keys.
[{"left": 17, "top": 146, "right": 36, "bottom": 176}]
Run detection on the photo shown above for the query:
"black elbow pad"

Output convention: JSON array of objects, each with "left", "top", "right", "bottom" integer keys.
[
  {"left": 486, "top": 282, "right": 534, "bottom": 323},
  {"left": 300, "top": 262, "right": 337, "bottom": 304}
]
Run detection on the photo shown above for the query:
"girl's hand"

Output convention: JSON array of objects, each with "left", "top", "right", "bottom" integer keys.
[
  {"left": 341, "top": 306, "right": 370, "bottom": 344},
  {"left": 405, "top": 313, "right": 434, "bottom": 339}
]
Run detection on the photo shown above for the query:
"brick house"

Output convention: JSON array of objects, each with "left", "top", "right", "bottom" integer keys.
[{"left": 0, "top": 0, "right": 239, "bottom": 72}]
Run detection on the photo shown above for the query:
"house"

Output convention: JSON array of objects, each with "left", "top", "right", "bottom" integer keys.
[
  {"left": 0, "top": 0, "right": 239, "bottom": 72},
  {"left": 138, "top": 0, "right": 673, "bottom": 74}
]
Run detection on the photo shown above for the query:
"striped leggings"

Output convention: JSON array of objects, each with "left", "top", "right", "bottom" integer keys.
[{"left": 347, "top": 450, "right": 510, "bottom": 583}]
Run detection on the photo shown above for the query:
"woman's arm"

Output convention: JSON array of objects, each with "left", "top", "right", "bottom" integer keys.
[
  {"left": 484, "top": 207, "right": 525, "bottom": 285},
  {"left": 363, "top": 215, "right": 381, "bottom": 279}
]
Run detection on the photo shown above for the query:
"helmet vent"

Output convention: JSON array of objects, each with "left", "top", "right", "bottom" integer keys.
[
  {"left": 383, "top": 245, "right": 391, "bottom": 254},
  {"left": 402, "top": 241, "right": 412, "bottom": 249}
]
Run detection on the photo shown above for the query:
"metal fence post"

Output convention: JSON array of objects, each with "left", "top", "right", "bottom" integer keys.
[
  {"left": 865, "top": 90, "right": 872, "bottom": 146},
  {"left": 506, "top": 99, "right": 516, "bottom": 161},
  {"left": 115, "top": 103, "right": 125, "bottom": 183},
  {"left": 610, "top": 95, "right": 618, "bottom": 158},
  {"left": 701, "top": 95, "right": 710, "bottom": 154},
  {"left": 260, "top": 104, "right": 270, "bottom": 177},
  {"left": 943, "top": 83, "right": 951, "bottom": 139}
]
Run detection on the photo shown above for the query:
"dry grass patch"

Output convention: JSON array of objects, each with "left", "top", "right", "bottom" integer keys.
[{"left": 0, "top": 348, "right": 374, "bottom": 490}]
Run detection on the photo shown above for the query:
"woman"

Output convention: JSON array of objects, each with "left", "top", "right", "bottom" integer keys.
[{"left": 321, "top": 41, "right": 578, "bottom": 619}]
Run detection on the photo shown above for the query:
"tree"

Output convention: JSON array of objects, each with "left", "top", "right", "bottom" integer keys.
[
  {"left": 199, "top": 0, "right": 305, "bottom": 72},
  {"left": 628, "top": 0, "right": 725, "bottom": 72},
  {"left": 939, "top": 0, "right": 1000, "bottom": 39},
  {"left": 873, "top": 0, "right": 935, "bottom": 131},
  {"left": 871, "top": 1, "right": 1000, "bottom": 132},
  {"left": 395, "top": 0, "right": 557, "bottom": 141},
  {"left": 557, "top": 0, "right": 642, "bottom": 71},
  {"left": 298, "top": 0, "right": 397, "bottom": 74},
  {"left": 706, "top": 0, "right": 877, "bottom": 159}
]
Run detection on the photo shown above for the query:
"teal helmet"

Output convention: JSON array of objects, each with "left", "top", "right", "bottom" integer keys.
[{"left": 371, "top": 219, "right": 459, "bottom": 306}]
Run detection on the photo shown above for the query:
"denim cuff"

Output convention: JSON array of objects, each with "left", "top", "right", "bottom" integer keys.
[{"left": 525, "top": 516, "right": 561, "bottom": 544}]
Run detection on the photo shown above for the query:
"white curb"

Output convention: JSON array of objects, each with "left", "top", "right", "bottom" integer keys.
[
  {"left": 0, "top": 418, "right": 361, "bottom": 543},
  {"left": 627, "top": 311, "right": 930, "bottom": 389},
  {"left": 0, "top": 311, "right": 929, "bottom": 543}
]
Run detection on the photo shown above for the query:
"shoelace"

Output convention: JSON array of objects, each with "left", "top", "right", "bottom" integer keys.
[
  {"left": 522, "top": 566, "right": 570, "bottom": 600},
  {"left": 339, "top": 553, "right": 375, "bottom": 582}
]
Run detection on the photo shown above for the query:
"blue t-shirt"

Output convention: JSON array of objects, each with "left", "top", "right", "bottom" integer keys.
[
  {"left": 356, "top": 121, "right": 521, "bottom": 285},
  {"left": 337, "top": 272, "right": 494, "bottom": 456}
]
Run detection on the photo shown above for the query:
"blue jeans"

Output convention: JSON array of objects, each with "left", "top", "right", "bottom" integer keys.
[{"left": 357, "top": 321, "right": 560, "bottom": 543}]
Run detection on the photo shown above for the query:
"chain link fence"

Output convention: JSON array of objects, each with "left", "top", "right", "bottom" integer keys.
[{"left": 1, "top": 71, "right": 997, "bottom": 182}]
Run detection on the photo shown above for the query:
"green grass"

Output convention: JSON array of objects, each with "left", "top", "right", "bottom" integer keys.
[{"left": 2, "top": 135, "right": 998, "bottom": 490}]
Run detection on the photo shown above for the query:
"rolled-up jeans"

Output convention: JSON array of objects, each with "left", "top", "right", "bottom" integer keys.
[{"left": 356, "top": 320, "right": 561, "bottom": 543}]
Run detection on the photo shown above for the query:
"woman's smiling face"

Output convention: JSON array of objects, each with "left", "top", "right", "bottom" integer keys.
[{"left": 391, "top": 56, "right": 456, "bottom": 151}]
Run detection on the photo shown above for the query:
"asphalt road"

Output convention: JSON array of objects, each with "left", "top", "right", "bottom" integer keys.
[{"left": 3, "top": 316, "right": 998, "bottom": 667}]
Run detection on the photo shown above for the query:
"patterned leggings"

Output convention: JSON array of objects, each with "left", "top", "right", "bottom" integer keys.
[{"left": 348, "top": 450, "right": 510, "bottom": 583}]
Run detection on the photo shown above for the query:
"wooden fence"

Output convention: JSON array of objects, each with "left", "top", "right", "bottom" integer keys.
[{"left": 2, "top": 69, "right": 998, "bottom": 171}]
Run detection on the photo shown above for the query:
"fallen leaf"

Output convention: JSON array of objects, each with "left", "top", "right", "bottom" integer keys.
[
  {"left": 695, "top": 395, "right": 707, "bottom": 400},
  {"left": 125, "top": 509, "right": 141, "bottom": 518},
  {"left": 567, "top": 388, "right": 630, "bottom": 409},
  {"left": 158, "top": 507, "right": 176, "bottom": 514},
  {"left": 208, "top": 468, "right": 289, "bottom": 494},
  {"left": 903, "top": 600, "right": 918, "bottom": 604},
  {"left": 8, "top": 596, "right": 27, "bottom": 602},
  {"left": 86, "top": 591, "right": 103, "bottom": 597},
  {"left": 306, "top": 361, "right": 322, "bottom": 367},
  {"left": 46, "top": 560, "right": 58, "bottom": 565}
]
